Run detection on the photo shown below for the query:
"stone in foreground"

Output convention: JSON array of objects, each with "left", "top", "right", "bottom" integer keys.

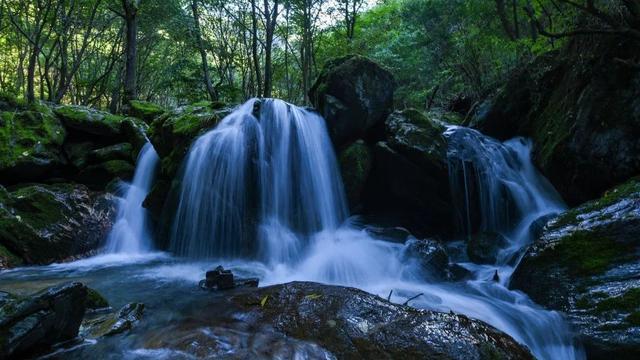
[{"left": 147, "top": 281, "right": 533, "bottom": 359}]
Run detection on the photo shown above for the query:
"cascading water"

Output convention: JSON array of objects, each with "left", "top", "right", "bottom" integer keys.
[
  {"left": 106, "top": 142, "right": 159, "bottom": 254},
  {"left": 167, "top": 100, "right": 584, "bottom": 359},
  {"left": 170, "top": 99, "right": 347, "bottom": 261}
]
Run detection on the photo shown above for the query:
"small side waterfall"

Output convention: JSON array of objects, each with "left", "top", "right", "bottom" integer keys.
[
  {"left": 445, "top": 126, "right": 566, "bottom": 278},
  {"left": 170, "top": 99, "right": 347, "bottom": 260},
  {"left": 106, "top": 143, "right": 159, "bottom": 254}
]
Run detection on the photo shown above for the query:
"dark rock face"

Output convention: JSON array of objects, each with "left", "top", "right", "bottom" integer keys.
[
  {"left": 0, "top": 282, "right": 88, "bottom": 359},
  {"left": 511, "top": 179, "right": 640, "bottom": 358},
  {"left": 401, "top": 238, "right": 453, "bottom": 280},
  {"left": 0, "top": 183, "right": 117, "bottom": 267},
  {"left": 467, "top": 231, "right": 508, "bottom": 264},
  {"left": 143, "top": 282, "right": 532, "bottom": 359},
  {"left": 473, "top": 36, "right": 640, "bottom": 205},
  {"left": 338, "top": 140, "right": 372, "bottom": 210},
  {"left": 362, "top": 110, "right": 453, "bottom": 237},
  {"left": 309, "top": 55, "right": 396, "bottom": 148}
]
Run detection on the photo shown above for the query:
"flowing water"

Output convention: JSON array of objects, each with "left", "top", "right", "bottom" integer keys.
[
  {"left": 0, "top": 99, "right": 585, "bottom": 359},
  {"left": 106, "top": 142, "right": 159, "bottom": 254}
]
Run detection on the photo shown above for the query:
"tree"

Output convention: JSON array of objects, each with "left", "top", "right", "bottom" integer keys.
[
  {"left": 122, "top": 0, "right": 140, "bottom": 104},
  {"left": 191, "top": 0, "right": 218, "bottom": 101}
]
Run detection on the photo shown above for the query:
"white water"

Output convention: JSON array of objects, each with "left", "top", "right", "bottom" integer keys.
[
  {"left": 105, "top": 142, "right": 159, "bottom": 254},
  {"left": 165, "top": 99, "right": 584, "bottom": 359}
]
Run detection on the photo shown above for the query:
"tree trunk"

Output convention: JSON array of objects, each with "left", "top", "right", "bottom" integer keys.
[
  {"left": 250, "top": 0, "right": 262, "bottom": 97},
  {"left": 191, "top": 0, "right": 218, "bottom": 101},
  {"left": 26, "top": 45, "right": 38, "bottom": 103},
  {"left": 495, "top": 0, "right": 516, "bottom": 40},
  {"left": 263, "top": 0, "right": 279, "bottom": 98},
  {"left": 122, "top": 0, "right": 139, "bottom": 104}
]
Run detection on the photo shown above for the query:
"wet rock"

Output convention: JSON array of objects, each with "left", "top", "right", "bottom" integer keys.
[
  {"left": 401, "top": 238, "right": 452, "bottom": 280},
  {"left": 81, "top": 302, "right": 144, "bottom": 338},
  {"left": 199, "top": 266, "right": 259, "bottom": 291},
  {"left": 362, "top": 109, "right": 453, "bottom": 237},
  {"left": 511, "top": 178, "right": 640, "bottom": 358},
  {"left": 0, "top": 183, "right": 117, "bottom": 268},
  {"left": 472, "top": 36, "right": 640, "bottom": 205},
  {"left": 338, "top": 140, "right": 372, "bottom": 210},
  {"left": 156, "top": 282, "right": 532, "bottom": 359},
  {"left": 88, "top": 143, "right": 133, "bottom": 164},
  {"left": 467, "top": 231, "right": 508, "bottom": 264},
  {"left": 0, "top": 106, "right": 67, "bottom": 184},
  {"left": 86, "top": 288, "right": 109, "bottom": 310},
  {"left": 0, "top": 282, "right": 87, "bottom": 359},
  {"left": 309, "top": 55, "right": 395, "bottom": 148},
  {"left": 76, "top": 159, "right": 135, "bottom": 190}
]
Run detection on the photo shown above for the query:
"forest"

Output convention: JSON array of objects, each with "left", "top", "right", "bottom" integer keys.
[
  {"left": 3, "top": 0, "right": 630, "bottom": 109},
  {"left": 1, "top": 1, "right": 640, "bottom": 359}
]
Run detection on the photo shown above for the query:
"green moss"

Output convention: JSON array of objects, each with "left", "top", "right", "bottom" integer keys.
[
  {"left": 0, "top": 109, "right": 66, "bottom": 171},
  {"left": 540, "top": 231, "right": 628, "bottom": 277},
  {"left": 595, "top": 288, "right": 640, "bottom": 313},
  {"left": 552, "top": 179, "right": 640, "bottom": 229},
  {"left": 55, "top": 105, "right": 124, "bottom": 136},
  {"left": 86, "top": 288, "right": 109, "bottom": 310},
  {"left": 129, "top": 100, "right": 166, "bottom": 123}
]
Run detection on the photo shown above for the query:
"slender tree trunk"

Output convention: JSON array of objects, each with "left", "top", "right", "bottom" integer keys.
[
  {"left": 250, "top": 0, "right": 262, "bottom": 97},
  {"left": 26, "top": 45, "right": 39, "bottom": 103},
  {"left": 191, "top": 0, "right": 218, "bottom": 101},
  {"left": 122, "top": 0, "right": 139, "bottom": 104}
]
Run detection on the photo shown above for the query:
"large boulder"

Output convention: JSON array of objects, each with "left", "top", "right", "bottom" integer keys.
[
  {"left": 310, "top": 55, "right": 396, "bottom": 148},
  {"left": 54, "top": 105, "right": 126, "bottom": 138},
  {"left": 0, "top": 282, "right": 88, "bottom": 359},
  {"left": 362, "top": 109, "right": 453, "bottom": 237},
  {"left": 128, "top": 100, "right": 166, "bottom": 124},
  {"left": 338, "top": 140, "right": 372, "bottom": 210},
  {"left": 0, "top": 105, "right": 67, "bottom": 184},
  {"left": 140, "top": 282, "right": 532, "bottom": 359},
  {"left": 467, "top": 231, "right": 509, "bottom": 264},
  {"left": 511, "top": 178, "right": 640, "bottom": 358},
  {"left": 473, "top": 36, "right": 640, "bottom": 205},
  {"left": 0, "top": 183, "right": 117, "bottom": 268}
]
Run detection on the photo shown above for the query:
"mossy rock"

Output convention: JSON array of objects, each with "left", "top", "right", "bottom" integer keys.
[
  {"left": 0, "top": 183, "right": 117, "bottom": 266},
  {"left": 511, "top": 179, "right": 640, "bottom": 357},
  {"left": 88, "top": 143, "right": 133, "bottom": 163},
  {"left": 86, "top": 288, "right": 109, "bottom": 310},
  {"left": 129, "top": 100, "right": 166, "bottom": 124},
  {"left": 309, "top": 55, "right": 396, "bottom": 148},
  {"left": 338, "top": 141, "right": 372, "bottom": 210},
  {"left": 54, "top": 105, "right": 125, "bottom": 137},
  {"left": 77, "top": 160, "right": 135, "bottom": 190},
  {"left": 0, "top": 107, "right": 67, "bottom": 183}
]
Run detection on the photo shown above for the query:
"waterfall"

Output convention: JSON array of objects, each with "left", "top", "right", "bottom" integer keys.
[
  {"left": 170, "top": 99, "right": 347, "bottom": 260},
  {"left": 169, "top": 99, "right": 583, "bottom": 359},
  {"left": 106, "top": 142, "right": 159, "bottom": 254}
]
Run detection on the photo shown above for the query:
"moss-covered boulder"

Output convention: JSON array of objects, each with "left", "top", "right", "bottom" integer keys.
[
  {"left": 0, "top": 183, "right": 117, "bottom": 267},
  {"left": 86, "top": 288, "right": 109, "bottom": 310},
  {"left": 362, "top": 109, "right": 453, "bottom": 237},
  {"left": 128, "top": 100, "right": 166, "bottom": 124},
  {"left": 338, "top": 140, "right": 372, "bottom": 210},
  {"left": 54, "top": 105, "right": 127, "bottom": 138},
  {"left": 511, "top": 179, "right": 640, "bottom": 358},
  {"left": 0, "top": 106, "right": 67, "bottom": 183},
  {"left": 144, "top": 103, "right": 230, "bottom": 235},
  {"left": 473, "top": 36, "right": 640, "bottom": 205},
  {"left": 309, "top": 55, "right": 396, "bottom": 148}
]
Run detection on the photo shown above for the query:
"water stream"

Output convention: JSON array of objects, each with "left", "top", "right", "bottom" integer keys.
[{"left": 0, "top": 99, "right": 585, "bottom": 359}]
